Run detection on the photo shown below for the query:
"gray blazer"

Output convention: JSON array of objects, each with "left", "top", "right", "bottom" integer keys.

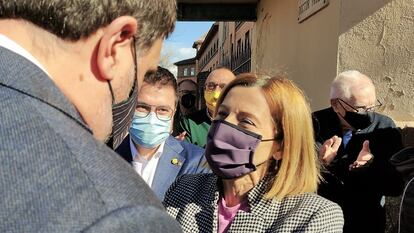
[
  {"left": 0, "top": 47, "right": 181, "bottom": 233},
  {"left": 164, "top": 173, "right": 344, "bottom": 233}
]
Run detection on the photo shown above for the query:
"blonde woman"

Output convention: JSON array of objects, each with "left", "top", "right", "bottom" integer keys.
[{"left": 163, "top": 73, "right": 344, "bottom": 232}]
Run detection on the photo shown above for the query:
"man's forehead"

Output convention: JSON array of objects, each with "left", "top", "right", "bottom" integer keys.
[
  {"left": 138, "top": 83, "right": 176, "bottom": 105},
  {"left": 206, "top": 69, "right": 234, "bottom": 83},
  {"left": 350, "top": 89, "right": 376, "bottom": 106}
]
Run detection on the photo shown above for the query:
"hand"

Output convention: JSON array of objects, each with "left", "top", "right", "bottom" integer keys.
[
  {"left": 175, "top": 131, "right": 187, "bottom": 141},
  {"left": 319, "top": 135, "right": 342, "bottom": 166},
  {"left": 349, "top": 140, "right": 374, "bottom": 170}
]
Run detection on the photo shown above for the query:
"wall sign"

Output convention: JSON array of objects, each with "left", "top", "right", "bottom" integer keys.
[{"left": 298, "top": 0, "right": 329, "bottom": 23}]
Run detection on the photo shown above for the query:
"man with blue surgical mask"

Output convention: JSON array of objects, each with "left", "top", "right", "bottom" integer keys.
[{"left": 116, "top": 66, "right": 209, "bottom": 200}]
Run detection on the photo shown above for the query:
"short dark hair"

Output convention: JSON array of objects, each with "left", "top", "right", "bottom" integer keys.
[
  {"left": 144, "top": 66, "right": 178, "bottom": 99},
  {"left": 0, "top": 0, "right": 176, "bottom": 51}
]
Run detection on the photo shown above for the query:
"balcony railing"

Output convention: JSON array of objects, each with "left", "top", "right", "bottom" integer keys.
[{"left": 231, "top": 43, "right": 251, "bottom": 74}]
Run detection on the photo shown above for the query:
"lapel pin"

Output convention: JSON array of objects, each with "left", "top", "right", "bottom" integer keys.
[{"left": 171, "top": 158, "right": 181, "bottom": 166}]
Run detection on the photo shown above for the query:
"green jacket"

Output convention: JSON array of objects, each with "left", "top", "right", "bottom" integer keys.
[{"left": 179, "top": 108, "right": 211, "bottom": 148}]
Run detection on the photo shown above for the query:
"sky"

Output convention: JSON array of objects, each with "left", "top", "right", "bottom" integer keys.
[{"left": 161, "top": 21, "right": 214, "bottom": 76}]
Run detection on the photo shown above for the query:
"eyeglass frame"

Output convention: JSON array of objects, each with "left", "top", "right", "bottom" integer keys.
[
  {"left": 205, "top": 82, "right": 227, "bottom": 91},
  {"left": 337, "top": 98, "right": 382, "bottom": 113},
  {"left": 134, "top": 102, "right": 175, "bottom": 121}
]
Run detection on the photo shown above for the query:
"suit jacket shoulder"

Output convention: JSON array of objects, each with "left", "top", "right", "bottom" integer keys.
[
  {"left": 0, "top": 47, "right": 180, "bottom": 233},
  {"left": 152, "top": 136, "right": 209, "bottom": 200}
]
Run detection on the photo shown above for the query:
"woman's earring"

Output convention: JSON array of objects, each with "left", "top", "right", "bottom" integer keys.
[{"left": 274, "top": 159, "right": 280, "bottom": 171}]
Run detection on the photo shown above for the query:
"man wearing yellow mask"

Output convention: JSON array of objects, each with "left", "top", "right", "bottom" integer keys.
[{"left": 178, "top": 68, "right": 236, "bottom": 147}]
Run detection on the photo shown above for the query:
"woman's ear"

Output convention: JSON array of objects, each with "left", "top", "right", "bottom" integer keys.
[{"left": 272, "top": 140, "right": 283, "bottom": 160}]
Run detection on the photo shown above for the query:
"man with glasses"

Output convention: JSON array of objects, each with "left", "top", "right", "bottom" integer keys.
[
  {"left": 178, "top": 67, "right": 236, "bottom": 147},
  {"left": 116, "top": 67, "right": 209, "bottom": 200},
  {"left": 313, "top": 70, "right": 404, "bottom": 233}
]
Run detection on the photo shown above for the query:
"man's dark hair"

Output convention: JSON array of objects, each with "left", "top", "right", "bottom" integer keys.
[
  {"left": 0, "top": 0, "right": 176, "bottom": 51},
  {"left": 144, "top": 66, "right": 178, "bottom": 99}
]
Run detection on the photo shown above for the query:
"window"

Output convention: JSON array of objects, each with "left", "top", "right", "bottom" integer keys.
[
  {"left": 245, "top": 31, "right": 250, "bottom": 50},
  {"left": 237, "top": 39, "right": 241, "bottom": 58},
  {"left": 190, "top": 67, "right": 195, "bottom": 76},
  {"left": 183, "top": 68, "right": 188, "bottom": 76}
]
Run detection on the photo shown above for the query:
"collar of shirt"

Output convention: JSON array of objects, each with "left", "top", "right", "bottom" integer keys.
[
  {"left": 129, "top": 137, "right": 165, "bottom": 161},
  {"left": 0, "top": 34, "right": 51, "bottom": 77}
]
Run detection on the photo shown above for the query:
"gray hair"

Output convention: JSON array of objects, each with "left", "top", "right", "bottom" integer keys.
[
  {"left": 330, "top": 70, "right": 374, "bottom": 100},
  {"left": 0, "top": 0, "right": 176, "bottom": 51}
]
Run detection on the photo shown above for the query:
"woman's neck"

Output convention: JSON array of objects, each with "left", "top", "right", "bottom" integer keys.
[{"left": 221, "top": 161, "right": 270, "bottom": 207}]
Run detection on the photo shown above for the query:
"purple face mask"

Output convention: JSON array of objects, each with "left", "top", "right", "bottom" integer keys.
[{"left": 205, "top": 120, "right": 275, "bottom": 179}]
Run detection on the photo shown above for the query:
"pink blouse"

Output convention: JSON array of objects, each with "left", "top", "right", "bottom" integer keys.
[{"left": 217, "top": 197, "right": 250, "bottom": 233}]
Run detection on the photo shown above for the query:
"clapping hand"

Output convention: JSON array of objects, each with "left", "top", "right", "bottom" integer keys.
[
  {"left": 175, "top": 131, "right": 187, "bottom": 141},
  {"left": 349, "top": 140, "right": 374, "bottom": 170},
  {"left": 319, "top": 135, "right": 342, "bottom": 166}
]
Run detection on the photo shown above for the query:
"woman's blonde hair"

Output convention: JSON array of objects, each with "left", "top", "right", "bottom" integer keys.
[{"left": 215, "top": 73, "right": 321, "bottom": 200}]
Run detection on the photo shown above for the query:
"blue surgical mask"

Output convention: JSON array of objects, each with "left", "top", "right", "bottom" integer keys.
[{"left": 129, "top": 112, "right": 171, "bottom": 148}]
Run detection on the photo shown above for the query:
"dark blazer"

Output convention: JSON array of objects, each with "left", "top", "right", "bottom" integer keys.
[
  {"left": 390, "top": 147, "right": 414, "bottom": 233},
  {"left": 164, "top": 173, "right": 344, "bottom": 233},
  {"left": 0, "top": 46, "right": 181, "bottom": 232},
  {"left": 116, "top": 135, "right": 210, "bottom": 200},
  {"left": 313, "top": 107, "right": 404, "bottom": 233}
]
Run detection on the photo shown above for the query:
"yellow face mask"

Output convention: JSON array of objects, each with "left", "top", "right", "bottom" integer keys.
[{"left": 204, "top": 90, "right": 221, "bottom": 113}]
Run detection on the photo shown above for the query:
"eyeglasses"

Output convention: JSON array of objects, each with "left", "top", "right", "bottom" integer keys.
[
  {"left": 337, "top": 98, "right": 382, "bottom": 113},
  {"left": 135, "top": 103, "right": 175, "bottom": 121},
  {"left": 205, "top": 82, "right": 227, "bottom": 91}
]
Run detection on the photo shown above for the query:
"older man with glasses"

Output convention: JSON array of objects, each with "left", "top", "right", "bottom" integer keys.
[
  {"left": 177, "top": 67, "right": 236, "bottom": 148},
  {"left": 115, "top": 67, "right": 209, "bottom": 200},
  {"left": 312, "top": 70, "right": 404, "bottom": 233}
]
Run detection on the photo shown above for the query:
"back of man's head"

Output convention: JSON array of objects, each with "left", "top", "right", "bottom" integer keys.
[
  {"left": 330, "top": 70, "right": 375, "bottom": 101},
  {"left": 0, "top": 0, "right": 176, "bottom": 50}
]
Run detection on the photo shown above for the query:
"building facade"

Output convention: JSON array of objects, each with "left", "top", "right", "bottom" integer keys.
[
  {"left": 195, "top": 23, "right": 220, "bottom": 73},
  {"left": 174, "top": 57, "right": 197, "bottom": 83},
  {"left": 252, "top": 0, "right": 414, "bottom": 127},
  {"left": 192, "top": 21, "right": 254, "bottom": 75}
]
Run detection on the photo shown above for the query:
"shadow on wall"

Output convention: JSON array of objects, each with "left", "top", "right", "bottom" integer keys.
[{"left": 339, "top": 0, "right": 393, "bottom": 34}]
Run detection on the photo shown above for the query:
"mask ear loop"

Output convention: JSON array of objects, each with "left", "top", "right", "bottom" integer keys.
[
  {"left": 107, "top": 36, "right": 137, "bottom": 105},
  {"left": 108, "top": 81, "right": 115, "bottom": 104}
]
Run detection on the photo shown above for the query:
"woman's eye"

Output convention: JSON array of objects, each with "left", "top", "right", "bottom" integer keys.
[{"left": 241, "top": 118, "right": 255, "bottom": 126}]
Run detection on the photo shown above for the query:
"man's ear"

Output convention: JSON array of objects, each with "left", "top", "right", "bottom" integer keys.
[
  {"left": 96, "top": 16, "right": 138, "bottom": 81},
  {"left": 331, "top": 98, "right": 340, "bottom": 113}
]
